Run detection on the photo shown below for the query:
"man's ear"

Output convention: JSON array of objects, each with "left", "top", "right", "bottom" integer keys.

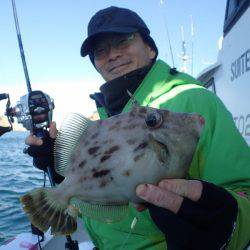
[{"left": 148, "top": 46, "right": 156, "bottom": 60}]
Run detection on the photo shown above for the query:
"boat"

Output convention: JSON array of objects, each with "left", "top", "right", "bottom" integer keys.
[
  {"left": 0, "top": 219, "right": 94, "bottom": 250},
  {"left": 197, "top": 0, "right": 250, "bottom": 146},
  {"left": 0, "top": 126, "right": 11, "bottom": 137}
]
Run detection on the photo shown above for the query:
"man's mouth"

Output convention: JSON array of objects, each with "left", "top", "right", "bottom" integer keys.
[{"left": 108, "top": 62, "right": 131, "bottom": 73}]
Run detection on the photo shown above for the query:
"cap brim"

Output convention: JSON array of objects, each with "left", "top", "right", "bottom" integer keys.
[{"left": 80, "top": 27, "right": 138, "bottom": 57}]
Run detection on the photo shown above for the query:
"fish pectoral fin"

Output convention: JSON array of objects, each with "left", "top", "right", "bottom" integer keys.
[
  {"left": 54, "top": 113, "right": 93, "bottom": 176},
  {"left": 148, "top": 134, "right": 169, "bottom": 164}
]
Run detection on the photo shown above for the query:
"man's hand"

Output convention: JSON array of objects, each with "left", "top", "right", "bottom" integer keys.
[
  {"left": 135, "top": 179, "right": 238, "bottom": 250},
  {"left": 25, "top": 121, "right": 57, "bottom": 146},
  {"left": 25, "top": 122, "right": 64, "bottom": 184},
  {"left": 136, "top": 179, "right": 203, "bottom": 213},
  {"left": 25, "top": 121, "right": 57, "bottom": 161}
]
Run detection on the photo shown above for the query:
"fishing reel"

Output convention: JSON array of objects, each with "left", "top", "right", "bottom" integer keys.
[
  {"left": 0, "top": 93, "right": 12, "bottom": 136},
  {"left": 0, "top": 90, "right": 54, "bottom": 137}
]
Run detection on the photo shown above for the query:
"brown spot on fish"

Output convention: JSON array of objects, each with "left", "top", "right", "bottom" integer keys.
[
  {"left": 91, "top": 133, "right": 99, "bottom": 139},
  {"left": 108, "top": 124, "right": 119, "bottom": 131},
  {"left": 104, "top": 145, "right": 120, "bottom": 155},
  {"left": 93, "top": 169, "right": 110, "bottom": 178},
  {"left": 99, "top": 180, "right": 107, "bottom": 187},
  {"left": 79, "top": 160, "right": 86, "bottom": 168},
  {"left": 138, "top": 114, "right": 145, "bottom": 119},
  {"left": 22, "top": 194, "right": 34, "bottom": 208},
  {"left": 102, "top": 139, "right": 114, "bottom": 144},
  {"left": 100, "top": 155, "right": 111, "bottom": 162},
  {"left": 139, "top": 107, "right": 147, "bottom": 114},
  {"left": 88, "top": 146, "right": 100, "bottom": 155},
  {"left": 99, "top": 175, "right": 114, "bottom": 187},
  {"left": 129, "top": 111, "right": 135, "bottom": 117},
  {"left": 79, "top": 176, "right": 87, "bottom": 183},
  {"left": 115, "top": 120, "right": 122, "bottom": 126},
  {"left": 127, "top": 139, "right": 137, "bottom": 145},
  {"left": 134, "top": 142, "right": 148, "bottom": 152},
  {"left": 84, "top": 186, "right": 93, "bottom": 191},
  {"left": 127, "top": 118, "right": 134, "bottom": 124},
  {"left": 70, "top": 153, "right": 77, "bottom": 164},
  {"left": 123, "top": 170, "right": 131, "bottom": 176},
  {"left": 93, "top": 152, "right": 102, "bottom": 158},
  {"left": 94, "top": 141, "right": 98, "bottom": 145},
  {"left": 122, "top": 124, "right": 138, "bottom": 130},
  {"left": 134, "top": 154, "right": 144, "bottom": 162}
]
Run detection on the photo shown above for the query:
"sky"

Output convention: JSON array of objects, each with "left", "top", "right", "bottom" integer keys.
[{"left": 0, "top": 0, "right": 227, "bottom": 126}]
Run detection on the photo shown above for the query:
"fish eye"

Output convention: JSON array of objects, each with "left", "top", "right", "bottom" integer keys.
[{"left": 145, "top": 112, "right": 163, "bottom": 129}]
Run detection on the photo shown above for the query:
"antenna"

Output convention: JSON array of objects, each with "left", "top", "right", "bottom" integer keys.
[
  {"left": 159, "top": 0, "right": 175, "bottom": 68},
  {"left": 190, "top": 15, "right": 195, "bottom": 76},
  {"left": 179, "top": 25, "right": 188, "bottom": 73}
]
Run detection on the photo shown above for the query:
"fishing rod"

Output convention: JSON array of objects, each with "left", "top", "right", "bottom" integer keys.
[
  {"left": 1, "top": 1, "right": 79, "bottom": 249},
  {"left": 11, "top": 0, "right": 32, "bottom": 93},
  {"left": 9, "top": 0, "right": 56, "bottom": 186}
]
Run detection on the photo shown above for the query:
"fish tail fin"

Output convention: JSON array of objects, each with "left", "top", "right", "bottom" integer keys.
[{"left": 20, "top": 188, "right": 78, "bottom": 235}]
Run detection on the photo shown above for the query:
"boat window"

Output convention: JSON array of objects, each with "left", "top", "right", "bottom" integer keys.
[
  {"left": 226, "top": 0, "right": 238, "bottom": 19},
  {"left": 224, "top": 0, "right": 250, "bottom": 35},
  {"left": 204, "top": 78, "right": 216, "bottom": 94}
]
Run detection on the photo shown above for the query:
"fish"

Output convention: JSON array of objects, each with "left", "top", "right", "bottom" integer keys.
[{"left": 20, "top": 103, "right": 205, "bottom": 235}]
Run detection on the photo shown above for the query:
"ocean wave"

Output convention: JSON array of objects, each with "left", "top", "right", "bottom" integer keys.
[{"left": 0, "top": 132, "right": 45, "bottom": 245}]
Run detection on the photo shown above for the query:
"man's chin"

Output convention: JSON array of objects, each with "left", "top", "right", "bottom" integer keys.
[{"left": 107, "top": 65, "right": 134, "bottom": 80}]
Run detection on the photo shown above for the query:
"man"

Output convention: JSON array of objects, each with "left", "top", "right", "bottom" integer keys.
[{"left": 26, "top": 6, "right": 250, "bottom": 250}]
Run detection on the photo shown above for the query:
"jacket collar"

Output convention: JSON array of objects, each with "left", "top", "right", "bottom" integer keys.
[{"left": 94, "top": 59, "right": 201, "bottom": 118}]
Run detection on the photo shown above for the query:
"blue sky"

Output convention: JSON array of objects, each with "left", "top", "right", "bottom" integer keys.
[{"left": 0, "top": 0, "right": 227, "bottom": 124}]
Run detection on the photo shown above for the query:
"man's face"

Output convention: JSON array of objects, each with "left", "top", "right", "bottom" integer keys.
[{"left": 92, "top": 33, "right": 156, "bottom": 81}]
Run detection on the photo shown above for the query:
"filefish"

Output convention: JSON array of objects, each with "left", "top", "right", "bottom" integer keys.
[{"left": 20, "top": 103, "right": 205, "bottom": 235}]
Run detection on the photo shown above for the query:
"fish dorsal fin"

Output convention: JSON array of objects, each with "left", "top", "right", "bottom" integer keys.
[{"left": 54, "top": 113, "right": 92, "bottom": 177}]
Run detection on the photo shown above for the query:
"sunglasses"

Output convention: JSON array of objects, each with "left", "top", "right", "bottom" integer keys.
[{"left": 91, "top": 33, "right": 136, "bottom": 60}]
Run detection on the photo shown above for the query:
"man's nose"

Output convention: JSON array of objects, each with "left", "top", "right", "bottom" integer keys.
[{"left": 107, "top": 46, "right": 122, "bottom": 61}]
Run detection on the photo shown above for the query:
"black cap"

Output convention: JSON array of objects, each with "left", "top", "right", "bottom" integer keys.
[{"left": 80, "top": 6, "right": 158, "bottom": 58}]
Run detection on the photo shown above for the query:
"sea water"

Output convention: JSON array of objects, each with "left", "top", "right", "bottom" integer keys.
[{"left": 0, "top": 132, "right": 47, "bottom": 246}]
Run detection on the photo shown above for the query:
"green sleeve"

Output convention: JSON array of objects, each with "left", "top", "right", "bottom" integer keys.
[{"left": 158, "top": 86, "right": 250, "bottom": 249}]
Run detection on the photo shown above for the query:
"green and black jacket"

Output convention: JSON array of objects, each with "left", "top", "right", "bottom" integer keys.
[{"left": 82, "top": 60, "right": 250, "bottom": 250}]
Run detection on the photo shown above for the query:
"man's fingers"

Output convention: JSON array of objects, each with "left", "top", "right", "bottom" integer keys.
[
  {"left": 25, "top": 134, "right": 43, "bottom": 146},
  {"left": 49, "top": 121, "right": 57, "bottom": 139},
  {"left": 136, "top": 184, "right": 183, "bottom": 214},
  {"left": 159, "top": 179, "right": 203, "bottom": 202},
  {"left": 131, "top": 203, "right": 146, "bottom": 212},
  {"left": 25, "top": 122, "right": 56, "bottom": 147}
]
